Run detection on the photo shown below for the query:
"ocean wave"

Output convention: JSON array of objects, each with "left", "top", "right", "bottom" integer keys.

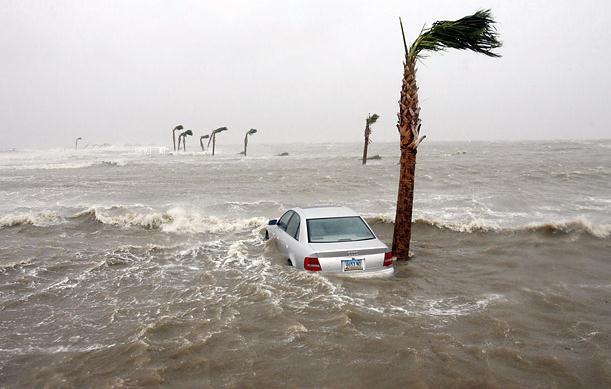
[
  {"left": 0, "top": 159, "right": 128, "bottom": 171},
  {"left": 366, "top": 215, "right": 611, "bottom": 238},
  {"left": 524, "top": 218, "right": 611, "bottom": 238},
  {"left": 0, "top": 211, "right": 62, "bottom": 228},
  {"left": 74, "top": 207, "right": 265, "bottom": 234},
  {"left": 3, "top": 206, "right": 608, "bottom": 238}
]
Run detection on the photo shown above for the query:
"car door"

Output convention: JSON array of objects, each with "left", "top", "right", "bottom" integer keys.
[
  {"left": 275, "top": 211, "right": 294, "bottom": 255},
  {"left": 283, "top": 212, "right": 302, "bottom": 265}
]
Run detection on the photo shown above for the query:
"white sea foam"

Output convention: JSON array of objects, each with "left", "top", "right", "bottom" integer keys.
[
  {"left": 0, "top": 211, "right": 62, "bottom": 228},
  {"left": 76, "top": 206, "right": 266, "bottom": 234},
  {"left": 366, "top": 213, "right": 611, "bottom": 238}
]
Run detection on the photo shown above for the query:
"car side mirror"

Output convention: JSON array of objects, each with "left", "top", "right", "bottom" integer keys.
[{"left": 268, "top": 219, "right": 277, "bottom": 226}]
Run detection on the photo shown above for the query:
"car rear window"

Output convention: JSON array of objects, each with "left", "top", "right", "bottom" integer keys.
[{"left": 306, "top": 217, "right": 375, "bottom": 243}]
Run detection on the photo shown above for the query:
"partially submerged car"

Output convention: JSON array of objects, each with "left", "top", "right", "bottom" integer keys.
[{"left": 266, "top": 206, "right": 394, "bottom": 276}]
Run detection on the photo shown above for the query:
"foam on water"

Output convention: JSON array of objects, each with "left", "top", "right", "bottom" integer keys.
[
  {"left": 0, "top": 210, "right": 62, "bottom": 228},
  {"left": 1, "top": 141, "right": 610, "bottom": 387}
]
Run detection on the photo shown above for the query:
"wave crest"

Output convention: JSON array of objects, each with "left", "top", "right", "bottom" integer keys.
[
  {"left": 367, "top": 215, "right": 610, "bottom": 238},
  {"left": 525, "top": 218, "right": 611, "bottom": 238},
  {"left": 0, "top": 211, "right": 62, "bottom": 228},
  {"left": 75, "top": 207, "right": 265, "bottom": 234}
]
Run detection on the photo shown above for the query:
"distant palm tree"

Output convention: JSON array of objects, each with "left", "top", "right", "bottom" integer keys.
[
  {"left": 207, "top": 127, "right": 228, "bottom": 156},
  {"left": 172, "top": 125, "right": 183, "bottom": 151},
  {"left": 392, "top": 10, "right": 501, "bottom": 260},
  {"left": 178, "top": 130, "right": 193, "bottom": 151},
  {"left": 242, "top": 129, "right": 258, "bottom": 156},
  {"left": 75, "top": 137, "right": 82, "bottom": 150},
  {"left": 200, "top": 134, "right": 210, "bottom": 151},
  {"left": 362, "top": 113, "right": 379, "bottom": 165}
]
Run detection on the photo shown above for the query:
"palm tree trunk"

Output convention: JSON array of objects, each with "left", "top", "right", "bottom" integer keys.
[
  {"left": 393, "top": 58, "right": 420, "bottom": 260},
  {"left": 243, "top": 134, "right": 248, "bottom": 156},
  {"left": 183, "top": 137, "right": 186, "bottom": 152},
  {"left": 177, "top": 135, "right": 182, "bottom": 151},
  {"left": 212, "top": 134, "right": 216, "bottom": 156},
  {"left": 362, "top": 122, "right": 370, "bottom": 165},
  {"left": 392, "top": 149, "right": 417, "bottom": 259},
  {"left": 200, "top": 137, "right": 205, "bottom": 151},
  {"left": 173, "top": 131, "right": 176, "bottom": 151}
]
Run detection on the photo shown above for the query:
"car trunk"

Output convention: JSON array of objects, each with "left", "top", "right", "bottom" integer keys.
[{"left": 308, "top": 239, "right": 388, "bottom": 273}]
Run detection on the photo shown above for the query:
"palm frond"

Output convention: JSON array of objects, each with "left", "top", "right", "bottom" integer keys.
[
  {"left": 408, "top": 9, "right": 501, "bottom": 61},
  {"left": 367, "top": 114, "right": 380, "bottom": 126},
  {"left": 212, "top": 126, "right": 228, "bottom": 135},
  {"left": 247, "top": 128, "right": 257, "bottom": 136},
  {"left": 174, "top": 125, "right": 183, "bottom": 131},
  {"left": 201, "top": 134, "right": 210, "bottom": 139},
  {"left": 180, "top": 130, "right": 193, "bottom": 137}
]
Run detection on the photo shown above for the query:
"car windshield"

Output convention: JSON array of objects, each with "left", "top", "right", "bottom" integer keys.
[{"left": 306, "top": 217, "right": 375, "bottom": 243}]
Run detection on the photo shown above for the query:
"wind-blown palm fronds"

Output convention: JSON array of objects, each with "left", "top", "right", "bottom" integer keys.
[
  {"left": 200, "top": 134, "right": 210, "bottom": 151},
  {"left": 172, "top": 125, "right": 183, "bottom": 151},
  {"left": 243, "top": 128, "right": 258, "bottom": 156},
  {"left": 362, "top": 113, "right": 379, "bottom": 165},
  {"left": 207, "top": 127, "right": 228, "bottom": 156},
  {"left": 407, "top": 9, "right": 501, "bottom": 62},
  {"left": 75, "top": 137, "right": 82, "bottom": 150},
  {"left": 393, "top": 10, "right": 501, "bottom": 260},
  {"left": 178, "top": 129, "right": 193, "bottom": 151}
]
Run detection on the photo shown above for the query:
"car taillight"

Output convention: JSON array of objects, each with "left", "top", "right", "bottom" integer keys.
[
  {"left": 383, "top": 252, "right": 393, "bottom": 267},
  {"left": 304, "top": 257, "right": 321, "bottom": 271}
]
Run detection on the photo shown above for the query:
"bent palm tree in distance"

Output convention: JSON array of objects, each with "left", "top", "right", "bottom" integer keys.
[
  {"left": 242, "top": 129, "right": 257, "bottom": 156},
  {"left": 362, "top": 113, "right": 379, "bottom": 165},
  {"left": 172, "top": 125, "right": 183, "bottom": 151},
  {"left": 393, "top": 9, "right": 501, "bottom": 260},
  {"left": 178, "top": 130, "right": 193, "bottom": 151},
  {"left": 200, "top": 134, "right": 210, "bottom": 151},
  {"left": 75, "top": 137, "right": 82, "bottom": 150},
  {"left": 207, "top": 127, "right": 228, "bottom": 156}
]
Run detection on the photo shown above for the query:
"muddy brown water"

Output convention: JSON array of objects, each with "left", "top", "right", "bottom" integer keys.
[{"left": 1, "top": 141, "right": 610, "bottom": 387}]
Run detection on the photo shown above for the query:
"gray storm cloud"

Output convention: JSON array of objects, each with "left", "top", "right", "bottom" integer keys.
[{"left": 1, "top": 0, "right": 609, "bottom": 148}]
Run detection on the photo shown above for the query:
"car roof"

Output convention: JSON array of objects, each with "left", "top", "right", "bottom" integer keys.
[{"left": 294, "top": 206, "right": 360, "bottom": 219}]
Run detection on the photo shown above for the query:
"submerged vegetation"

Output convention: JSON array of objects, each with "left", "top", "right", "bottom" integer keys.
[
  {"left": 362, "top": 113, "right": 379, "bottom": 165},
  {"left": 207, "top": 127, "right": 228, "bottom": 156},
  {"left": 177, "top": 130, "right": 193, "bottom": 152},
  {"left": 200, "top": 134, "right": 210, "bottom": 151},
  {"left": 172, "top": 125, "right": 183, "bottom": 152},
  {"left": 392, "top": 9, "right": 501, "bottom": 260},
  {"left": 242, "top": 129, "right": 258, "bottom": 156}
]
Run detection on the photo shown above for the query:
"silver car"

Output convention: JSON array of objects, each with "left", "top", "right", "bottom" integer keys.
[{"left": 266, "top": 206, "right": 394, "bottom": 276}]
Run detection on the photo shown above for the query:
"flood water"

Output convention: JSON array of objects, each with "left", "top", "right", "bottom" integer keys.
[{"left": 1, "top": 141, "right": 610, "bottom": 387}]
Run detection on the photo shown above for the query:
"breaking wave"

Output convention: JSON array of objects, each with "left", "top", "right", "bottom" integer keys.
[
  {"left": 366, "top": 215, "right": 611, "bottom": 238},
  {"left": 0, "top": 211, "right": 62, "bottom": 228},
  {"left": 1, "top": 159, "right": 128, "bottom": 171},
  {"left": 2, "top": 207, "right": 608, "bottom": 238},
  {"left": 524, "top": 218, "right": 611, "bottom": 238},
  {"left": 74, "top": 207, "right": 265, "bottom": 234}
]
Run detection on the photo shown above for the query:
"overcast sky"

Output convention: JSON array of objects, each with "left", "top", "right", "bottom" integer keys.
[{"left": 1, "top": 0, "right": 609, "bottom": 148}]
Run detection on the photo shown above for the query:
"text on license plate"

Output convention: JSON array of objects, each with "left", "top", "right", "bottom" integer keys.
[{"left": 342, "top": 258, "right": 364, "bottom": 271}]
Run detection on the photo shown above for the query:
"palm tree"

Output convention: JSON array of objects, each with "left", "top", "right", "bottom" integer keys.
[
  {"left": 178, "top": 130, "right": 193, "bottom": 151},
  {"left": 362, "top": 113, "right": 379, "bottom": 165},
  {"left": 75, "top": 137, "right": 82, "bottom": 150},
  {"left": 200, "top": 134, "right": 210, "bottom": 151},
  {"left": 242, "top": 129, "right": 258, "bottom": 156},
  {"left": 172, "top": 125, "right": 183, "bottom": 151},
  {"left": 393, "top": 10, "right": 501, "bottom": 260},
  {"left": 206, "top": 127, "right": 228, "bottom": 156}
]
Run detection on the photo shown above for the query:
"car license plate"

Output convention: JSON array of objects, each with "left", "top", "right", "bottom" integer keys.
[{"left": 342, "top": 258, "right": 363, "bottom": 271}]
